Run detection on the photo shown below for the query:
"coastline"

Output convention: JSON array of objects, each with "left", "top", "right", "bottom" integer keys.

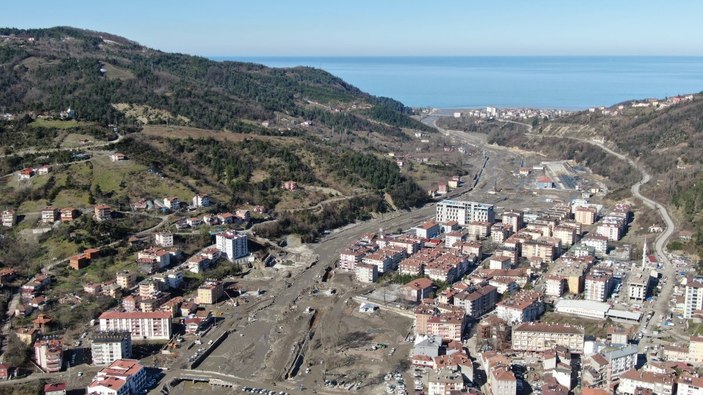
[{"left": 213, "top": 56, "right": 703, "bottom": 110}]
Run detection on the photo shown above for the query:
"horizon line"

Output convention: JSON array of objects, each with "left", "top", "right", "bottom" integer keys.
[{"left": 209, "top": 54, "right": 703, "bottom": 59}]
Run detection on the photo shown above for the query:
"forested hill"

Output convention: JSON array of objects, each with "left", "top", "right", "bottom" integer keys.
[{"left": 0, "top": 26, "right": 433, "bottom": 137}]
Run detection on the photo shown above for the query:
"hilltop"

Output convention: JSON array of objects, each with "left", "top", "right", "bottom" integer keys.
[
  {"left": 439, "top": 94, "right": 703, "bottom": 260},
  {"left": 0, "top": 27, "right": 469, "bottom": 243}
]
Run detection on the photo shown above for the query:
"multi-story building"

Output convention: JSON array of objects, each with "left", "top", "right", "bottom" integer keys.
[
  {"left": 490, "top": 367, "right": 517, "bottom": 395},
  {"left": 502, "top": 210, "right": 524, "bottom": 233},
  {"left": 575, "top": 206, "right": 597, "bottom": 225},
  {"left": 35, "top": 338, "right": 63, "bottom": 373},
  {"left": 453, "top": 284, "right": 498, "bottom": 318},
  {"left": 511, "top": 323, "right": 585, "bottom": 353},
  {"left": 86, "top": 359, "right": 147, "bottom": 395},
  {"left": 355, "top": 263, "right": 378, "bottom": 283},
  {"left": 601, "top": 345, "right": 638, "bottom": 383},
  {"left": 196, "top": 281, "right": 223, "bottom": 304},
  {"left": 192, "top": 194, "right": 210, "bottom": 208},
  {"left": 584, "top": 269, "right": 614, "bottom": 302},
  {"left": 414, "top": 304, "right": 466, "bottom": 342},
  {"left": 678, "top": 376, "right": 703, "bottom": 395},
  {"left": 1, "top": 209, "right": 15, "bottom": 228},
  {"left": 523, "top": 240, "right": 557, "bottom": 263},
  {"left": 136, "top": 247, "right": 171, "bottom": 272},
  {"left": 91, "top": 332, "right": 132, "bottom": 366},
  {"left": 338, "top": 243, "right": 374, "bottom": 271},
  {"left": 685, "top": 276, "right": 703, "bottom": 319},
  {"left": 154, "top": 232, "right": 174, "bottom": 247},
  {"left": 553, "top": 226, "right": 576, "bottom": 247},
  {"left": 415, "top": 221, "right": 440, "bottom": 239},
  {"left": 41, "top": 207, "right": 59, "bottom": 223},
  {"left": 94, "top": 204, "right": 112, "bottom": 221},
  {"left": 688, "top": 336, "right": 703, "bottom": 363},
  {"left": 428, "top": 368, "right": 465, "bottom": 395},
  {"left": 215, "top": 231, "right": 249, "bottom": 261},
  {"left": 116, "top": 271, "right": 136, "bottom": 289},
  {"left": 495, "top": 290, "right": 544, "bottom": 324},
  {"left": 627, "top": 268, "right": 652, "bottom": 301},
  {"left": 618, "top": 369, "right": 675, "bottom": 395},
  {"left": 545, "top": 276, "right": 566, "bottom": 298},
  {"left": 467, "top": 221, "right": 492, "bottom": 240},
  {"left": 435, "top": 200, "right": 495, "bottom": 226},
  {"left": 98, "top": 311, "right": 172, "bottom": 341},
  {"left": 597, "top": 222, "right": 622, "bottom": 242},
  {"left": 581, "top": 235, "right": 609, "bottom": 255},
  {"left": 402, "top": 278, "right": 434, "bottom": 303}
]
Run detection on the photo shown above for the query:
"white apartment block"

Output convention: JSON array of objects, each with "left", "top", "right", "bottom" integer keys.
[
  {"left": 685, "top": 276, "right": 703, "bottom": 319},
  {"left": 512, "top": 323, "right": 585, "bottom": 353},
  {"left": 154, "top": 232, "right": 174, "bottom": 247},
  {"left": 98, "top": 311, "right": 172, "bottom": 341},
  {"left": 215, "top": 231, "right": 249, "bottom": 261},
  {"left": 91, "top": 331, "right": 132, "bottom": 366},
  {"left": 435, "top": 200, "right": 495, "bottom": 226}
]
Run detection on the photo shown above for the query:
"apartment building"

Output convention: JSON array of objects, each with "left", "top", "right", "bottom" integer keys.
[
  {"left": 502, "top": 210, "right": 524, "bottom": 233},
  {"left": 575, "top": 206, "right": 597, "bottom": 225},
  {"left": 584, "top": 269, "right": 614, "bottom": 302},
  {"left": 511, "top": 323, "right": 585, "bottom": 353},
  {"left": 215, "top": 231, "right": 249, "bottom": 261},
  {"left": 91, "top": 331, "right": 132, "bottom": 366},
  {"left": 618, "top": 369, "right": 675, "bottom": 395},
  {"left": 685, "top": 276, "right": 703, "bottom": 319},
  {"left": 34, "top": 338, "right": 63, "bottom": 373},
  {"left": 435, "top": 199, "right": 495, "bottom": 225},
  {"left": 86, "top": 359, "right": 147, "bottom": 395},
  {"left": 495, "top": 290, "right": 544, "bottom": 324},
  {"left": 355, "top": 263, "right": 378, "bottom": 283},
  {"left": 196, "top": 281, "right": 224, "bottom": 304},
  {"left": 453, "top": 284, "right": 498, "bottom": 318},
  {"left": 98, "top": 311, "right": 172, "bottom": 341},
  {"left": 154, "top": 232, "right": 174, "bottom": 247}
]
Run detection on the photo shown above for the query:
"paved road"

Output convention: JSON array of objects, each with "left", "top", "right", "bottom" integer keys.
[{"left": 0, "top": 133, "right": 123, "bottom": 159}]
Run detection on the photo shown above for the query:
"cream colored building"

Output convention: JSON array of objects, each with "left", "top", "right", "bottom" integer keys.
[
  {"left": 689, "top": 336, "right": 703, "bottom": 364},
  {"left": 512, "top": 323, "right": 584, "bottom": 353}
]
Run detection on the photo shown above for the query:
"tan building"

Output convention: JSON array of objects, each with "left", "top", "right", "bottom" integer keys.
[
  {"left": 355, "top": 263, "right": 378, "bottom": 283},
  {"left": 553, "top": 226, "right": 576, "bottom": 247},
  {"left": 512, "top": 323, "right": 584, "bottom": 353},
  {"left": 196, "top": 281, "right": 223, "bottom": 304},
  {"left": 688, "top": 336, "right": 703, "bottom": 364},
  {"left": 116, "top": 271, "right": 136, "bottom": 289},
  {"left": 467, "top": 221, "right": 492, "bottom": 240},
  {"left": 584, "top": 269, "right": 614, "bottom": 302},
  {"left": 523, "top": 240, "right": 556, "bottom": 263},
  {"left": 575, "top": 206, "right": 597, "bottom": 225},
  {"left": 501, "top": 210, "right": 524, "bottom": 233},
  {"left": 490, "top": 367, "right": 517, "bottom": 395}
]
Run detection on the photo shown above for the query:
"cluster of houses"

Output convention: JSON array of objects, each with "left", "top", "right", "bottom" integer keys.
[
  {"left": 3, "top": 223, "right": 251, "bottom": 385},
  {"left": 334, "top": 197, "right": 703, "bottom": 394},
  {"left": 16, "top": 165, "right": 51, "bottom": 181}
]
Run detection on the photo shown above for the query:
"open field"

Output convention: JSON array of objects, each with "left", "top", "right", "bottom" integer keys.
[
  {"left": 29, "top": 119, "right": 95, "bottom": 129},
  {"left": 59, "top": 133, "right": 98, "bottom": 148},
  {"left": 141, "top": 125, "right": 297, "bottom": 144}
]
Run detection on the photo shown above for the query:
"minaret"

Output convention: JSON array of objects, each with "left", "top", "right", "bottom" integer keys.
[{"left": 642, "top": 237, "right": 647, "bottom": 267}]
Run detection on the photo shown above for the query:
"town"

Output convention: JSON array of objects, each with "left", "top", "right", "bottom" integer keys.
[{"left": 0, "top": 128, "right": 698, "bottom": 395}]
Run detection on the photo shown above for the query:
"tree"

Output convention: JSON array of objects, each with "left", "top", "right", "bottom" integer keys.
[{"left": 3, "top": 332, "right": 29, "bottom": 367}]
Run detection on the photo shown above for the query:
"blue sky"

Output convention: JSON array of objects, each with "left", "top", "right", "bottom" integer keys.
[{"left": 1, "top": 0, "right": 702, "bottom": 56}]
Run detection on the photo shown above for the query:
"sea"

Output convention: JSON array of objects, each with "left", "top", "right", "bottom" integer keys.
[{"left": 213, "top": 56, "right": 703, "bottom": 110}]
